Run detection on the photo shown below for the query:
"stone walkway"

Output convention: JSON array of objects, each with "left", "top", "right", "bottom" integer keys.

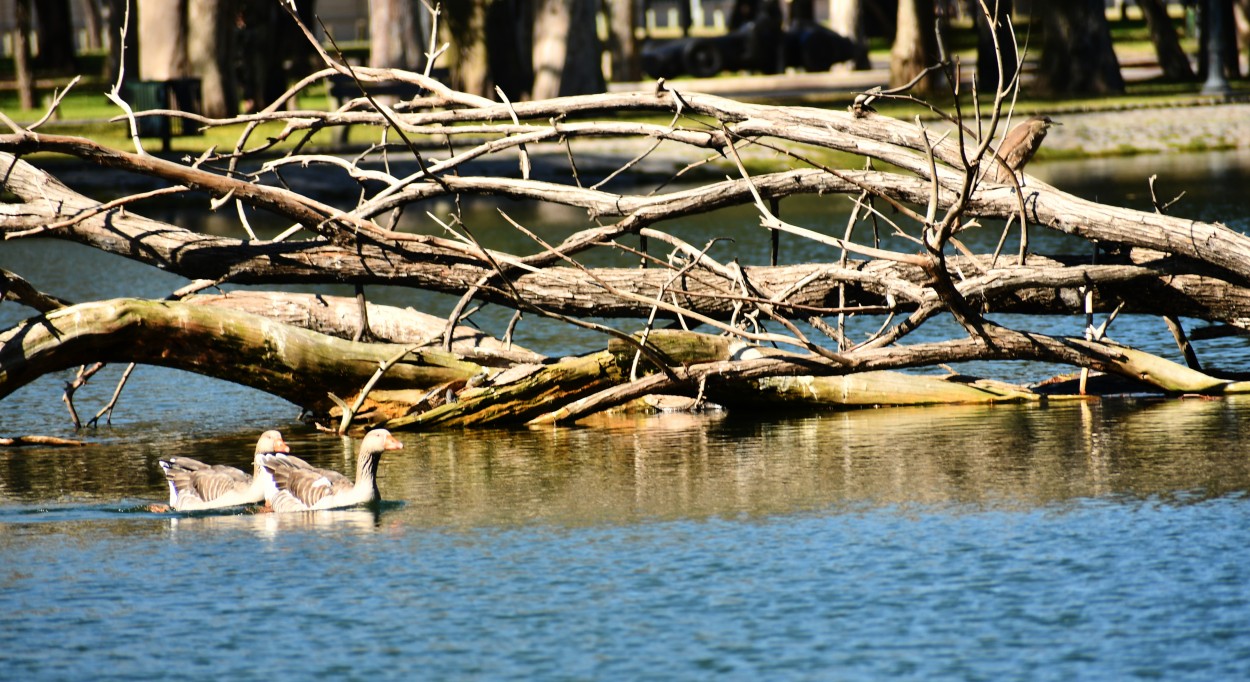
[{"left": 1036, "top": 102, "right": 1250, "bottom": 156}]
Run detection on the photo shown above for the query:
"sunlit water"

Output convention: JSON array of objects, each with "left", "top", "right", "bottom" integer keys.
[{"left": 3, "top": 150, "right": 1250, "bottom": 679}]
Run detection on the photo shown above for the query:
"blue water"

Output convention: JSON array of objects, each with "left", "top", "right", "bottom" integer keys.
[
  {"left": 2, "top": 494, "right": 1249, "bottom": 680},
  {"left": 5, "top": 397, "right": 1250, "bottom": 680}
]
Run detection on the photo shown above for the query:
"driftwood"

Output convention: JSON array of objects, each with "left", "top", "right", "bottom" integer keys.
[
  {"left": 0, "top": 436, "right": 90, "bottom": 447},
  {"left": 2, "top": 6, "right": 1249, "bottom": 432}
]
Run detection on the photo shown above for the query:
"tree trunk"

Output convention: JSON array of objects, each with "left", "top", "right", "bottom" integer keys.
[
  {"left": 829, "top": 0, "right": 872, "bottom": 70},
  {"left": 79, "top": 0, "right": 104, "bottom": 51},
  {"left": 487, "top": 0, "right": 535, "bottom": 100},
  {"left": 105, "top": 0, "right": 137, "bottom": 84},
  {"left": 1036, "top": 0, "right": 1125, "bottom": 95},
  {"left": 13, "top": 0, "right": 35, "bottom": 110},
  {"left": 9, "top": 298, "right": 1241, "bottom": 431},
  {"left": 369, "top": 0, "right": 427, "bottom": 72},
  {"left": 1136, "top": 0, "right": 1197, "bottom": 81},
  {"left": 0, "top": 298, "right": 483, "bottom": 419},
  {"left": 33, "top": 0, "right": 79, "bottom": 72},
  {"left": 446, "top": 0, "right": 493, "bottom": 98},
  {"left": 137, "top": 0, "right": 188, "bottom": 80},
  {"left": 187, "top": 0, "right": 237, "bottom": 118},
  {"left": 1238, "top": 0, "right": 1250, "bottom": 69},
  {"left": 185, "top": 292, "right": 549, "bottom": 366},
  {"left": 532, "top": 0, "right": 605, "bottom": 100},
  {"left": 890, "top": 0, "right": 941, "bottom": 94},
  {"left": 605, "top": 0, "right": 641, "bottom": 82},
  {"left": 1218, "top": 0, "right": 1242, "bottom": 79},
  {"left": 236, "top": 1, "right": 287, "bottom": 111},
  {"left": 976, "top": 0, "right": 1018, "bottom": 91}
]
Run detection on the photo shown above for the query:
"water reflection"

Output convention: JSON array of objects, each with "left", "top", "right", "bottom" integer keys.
[
  {"left": 4, "top": 398, "right": 1250, "bottom": 529},
  {"left": 385, "top": 399, "right": 1250, "bottom": 528},
  {"left": 165, "top": 507, "right": 387, "bottom": 537}
]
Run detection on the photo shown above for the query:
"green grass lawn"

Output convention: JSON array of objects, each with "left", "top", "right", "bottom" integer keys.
[{"left": 0, "top": 11, "right": 1233, "bottom": 161}]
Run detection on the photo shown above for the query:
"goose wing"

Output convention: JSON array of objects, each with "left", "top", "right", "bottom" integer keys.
[
  {"left": 159, "top": 457, "right": 252, "bottom": 507},
  {"left": 264, "top": 458, "right": 352, "bottom": 509}
]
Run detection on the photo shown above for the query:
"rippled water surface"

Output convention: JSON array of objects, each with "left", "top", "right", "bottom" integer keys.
[
  {"left": 4, "top": 402, "right": 1250, "bottom": 680},
  {"left": 3, "top": 151, "right": 1250, "bottom": 680}
]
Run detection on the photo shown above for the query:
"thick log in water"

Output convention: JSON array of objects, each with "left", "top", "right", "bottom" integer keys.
[
  {"left": 4, "top": 298, "right": 1250, "bottom": 431},
  {"left": 0, "top": 298, "right": 482, "bottom": 415},
  {"left": 184, "top": 291, "right": 549, "bottom": 366}
]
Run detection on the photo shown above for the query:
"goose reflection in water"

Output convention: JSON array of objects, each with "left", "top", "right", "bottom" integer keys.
[{"left": 166, "top": 507, "right": 385, "bottom": 537}]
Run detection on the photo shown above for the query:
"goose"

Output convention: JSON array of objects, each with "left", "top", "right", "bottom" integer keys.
[
  {"left": 158, "top": 430, "right": 291, "bottom": 511},
  {"left": 262, "top": 429, "right": 403, "bottom": 512}
]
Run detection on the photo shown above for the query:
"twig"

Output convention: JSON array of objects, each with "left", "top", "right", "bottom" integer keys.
[
  {"left": 102, "top": 0, "right": 146, "bottom": 155},
  {"left": 62, "top": 363, "right": 105, "bottom": 429},
  {"left": 1, "top": 268, "right": 72, "bottom": 311},
  {"left": 27, "top": 75, "right": 82, "bottom": 132},
  {"left": 1164, "top": 315, "right": 1202, "bottom": 371},
  {"left": 338, "top": 343, "right": 424, "bottom": 434},
  {"left": 6, "top": 185, "right": 190, "bottom": 239},
  {"left": 495, "top": 86, "right": 531, "bottom": 180},
  {"left": 87, "top": 363, "right": 136, "bottom": 427},
  {"left": 353, "top": 285, "right": 375, "bottom": 342},
  {"left": 1148, "top": 174, "right": 1186, "bottom": 214}
]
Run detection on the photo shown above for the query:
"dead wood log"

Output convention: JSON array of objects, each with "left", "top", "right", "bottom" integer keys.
[
  {"left": 383, "top": 352, "right": 625, "bottom": 430},
  {"left": 4, "top": 41, "right": 1250, "bottom": 433},
  {"left": 0, "top": 435, "right": 91, "bottom": 447},
  {"left": 183, "top": 292, "right": 549, "bottom": 366},
  {"left": 5, "top": 152, "right": 1250, "bottom": 328},
  {"left": 0, "top": 298, "right": 482, "bottom": 414},
  {"left": 4, "top": 297, "right": 1249, "bottom": 432},
  {"left": 524, "top": 328, "right": 1250, "bottom": 425}
]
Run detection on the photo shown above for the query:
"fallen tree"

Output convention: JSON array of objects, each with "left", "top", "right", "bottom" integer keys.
[{"left": 2, "top": 5, "right": 1249, "bottom": 433}]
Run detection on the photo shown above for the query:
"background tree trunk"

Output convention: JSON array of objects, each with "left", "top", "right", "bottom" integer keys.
[
  {"left": 1036, "top": 0, "right": 1125, "bottom": 95},
  {"left": 137, "top": 0, "right": 188, "bottom": 80},
  {"left": 605, "top": 0, "right": 641, "bottom": 82},
  {"left": 105, "top": 0, "right": 138, "bottom": 84},
  {"left": 1136, "top": 0, "right": 1197, "bottom": 81},
  {"left": 369, "top": 0, "right": 428, "bottom": 72},
  {"left": 487, "top": 0, "right": 534, "bottom": 100},
  {"left": 187, "top": 0, "right": 237, "bottom": 118},
  {"left": 447, "top": 0, "right": 493, "bottom": 98},
  {"left": 236, "top": 1, "right": 288, "bottom": 111},
  {"left": 532, "top": 0, "right": 605, "bottom": 100},
  {"left": 890, "top": 0, "right": 941, "bottom": 94},
  {"left": 830, "top": 0, "right": 872, "bottom": 70},
  {"left": 977, "top": 0, "right": 1018, "bottom": 91},
  {"left": 13, "top": 0, "right": 35, "bottom": 110},
  {"left": 1237, "top": 0, "right": 1250, "bottom": 70},
  {"left": 78, "top": 0, "right": 104, "bottom": 51},
  {"left": 33, "top": 0, "right": 79, "bottom": 72}
]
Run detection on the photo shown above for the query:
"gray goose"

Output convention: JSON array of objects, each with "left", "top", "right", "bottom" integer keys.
[
  {"left": 262, "top": 429, "right": 403, "bottom": 512},
  {"left": 158, "top": 430, "right": 290, "bottom": 511}
]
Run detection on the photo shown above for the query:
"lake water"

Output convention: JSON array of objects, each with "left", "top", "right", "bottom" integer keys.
[{"left": 3, "top": 149, "right": 1250, "bottom": 680}]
